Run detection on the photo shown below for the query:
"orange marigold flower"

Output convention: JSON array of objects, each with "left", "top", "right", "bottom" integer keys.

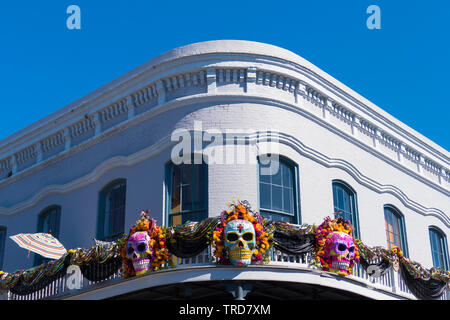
[{"left": 236, "top": 204, "right": 246, "bottom": 213}]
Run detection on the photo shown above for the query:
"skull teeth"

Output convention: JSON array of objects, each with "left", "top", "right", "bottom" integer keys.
[
  {"left": 332, "top": 261, "right": 350, "bottom": 270},
  {"left": 229, "top": 249, "right": 252, "bottom": 260},
  {"left": 133, "top": 259, "right": 151, "bottom": 271}
]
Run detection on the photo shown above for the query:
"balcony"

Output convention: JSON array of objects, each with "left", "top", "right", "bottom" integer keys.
[{"left": 2, "top": 246, "right": 448, "bottom": 300}]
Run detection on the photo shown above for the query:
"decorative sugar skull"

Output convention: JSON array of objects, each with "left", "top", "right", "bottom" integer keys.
[
  {"left": 126, "top": 231, "right": 153, "bottom": 276},
  {"left": 324, "top": 232, "right": 356, "bottom": 275},
  {"left": 224, "top": 219, "right": 256, "bottom": 267}
]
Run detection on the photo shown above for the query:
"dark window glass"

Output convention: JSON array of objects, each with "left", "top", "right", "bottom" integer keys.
[
  {"left": 98, "top": 179, "right": 126, "bottom": 241},
  {"left": 35, "top": 206, "right": 61, "bottom": 266},
  {"left": 259, "top": 156, "right": 298, "bottom": 223},
  {"left": 0, "top": 226, "right": 6, "bottom": 269},
  {"left": 332, "top": 181, "right": 360, "bottom": 238},
  {"left": 167, "top": 156, "right": 208, "bottom": 226},
  {"left": 429, "top": 227, "right": 449, "bottom": 270}
]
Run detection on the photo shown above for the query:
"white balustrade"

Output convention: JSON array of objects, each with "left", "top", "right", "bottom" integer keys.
[{"left": 4, "top": 247, "right": 448, "bottom": 300}]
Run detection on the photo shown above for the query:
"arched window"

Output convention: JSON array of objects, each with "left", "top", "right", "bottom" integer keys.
[
  {"left": 37, "top": 205, "right": 61, "bottom": 236},
  {"left": 35, "top": 205, "right": 61, "bottom": 266},
  {"left": 258, "top": 155, "right": 300, "bottom": 223},
  {"left": 0, "top": 226, "right": 6, "bottom": 269},
  {"left": 429, "top": 226, "right": 449, "bottom": 270},
  {"left": 384, "top": 205, "right": 408, "bottom": 256},
  {"left": 97, "top": 179, "right": 127, "bottom": 241},
  {"left": 165, "top": 155, "right": 208, "bottom": 226},
  {"left": 332, "top": 180, "right": 360, "bottom": 238}
]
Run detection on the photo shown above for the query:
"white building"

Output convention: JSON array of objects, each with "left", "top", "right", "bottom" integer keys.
[{"left": 0, "top": 40, "right": 448, "bottom": 300}]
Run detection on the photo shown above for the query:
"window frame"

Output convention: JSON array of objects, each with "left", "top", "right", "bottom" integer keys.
[
  {"left": 165, "top": 154, "right": 208, "bottom": 226},
  {"left": 0, "top": 226, "right": 6, "bottom": 269},
  {"left": 257, "top": 155, "right": 301, "bottom": 224},
  {"left": 383, "top": 205, "right": 409, "bottom": 257},
  {"left": 34, "top": 205, "right": 62, "bottom": 266},
  {"left": 429, "top": 226, "right": 449, "bottom": 270},
  {"left": 97, "top": 178, "right": 127, "bottom": 241},
  {"left": 332, "top": 180, "right": 360, "bottom": 239}
]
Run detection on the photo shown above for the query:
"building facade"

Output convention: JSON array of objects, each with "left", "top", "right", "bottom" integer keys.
[{"left": 0, "top": 40, "right": 448, "bottom": 300}]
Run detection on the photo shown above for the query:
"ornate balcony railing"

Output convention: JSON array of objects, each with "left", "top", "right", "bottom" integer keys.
[{"left": 2, "top": 246, "right": 448, "bottom": 300}]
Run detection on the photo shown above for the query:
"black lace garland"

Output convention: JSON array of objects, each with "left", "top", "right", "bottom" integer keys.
[
  {"left": 272, "top": 230, "right": 316, "bottom": 255},
  {"left": 9, "top": 254, "right": 71, "bottom": 296},
  {"left": 359, "top": 256, "right": 392, "bottom": 277},
  {"left": 166, "top": 218, "right": 220, "bottom": 258},
  {"left": 79, "top": 256, "right": 123, "bottom": 282},
  {"left": 9, "top": 265, "right": 68, "bottom": 296},
  {"left": 399, "top": 262, "right": 448, "bottom": 300}
]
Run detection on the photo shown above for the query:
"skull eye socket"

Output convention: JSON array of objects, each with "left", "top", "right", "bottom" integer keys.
[
  {"left": 338, "top": 243, "right": 347, "bottom": 252},
  {"left": 348, "top": 246, "right": 355, "bottom": 253},
  {"left": 242, "top": 232, "right": 254, "bottom": 242},
  {"left": 136, "top": 243, "right": 147, "bottom": 253},
  {"left": 226, "top": 232, "right": 239, "bottom": 242},
  {"left": 126, "top": 246, "right": 134, "bottom": 255}
]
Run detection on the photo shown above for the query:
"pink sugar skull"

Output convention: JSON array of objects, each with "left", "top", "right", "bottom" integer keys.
[
  {"left": 126, "top": 231, "right": 153, "bottom": 276},
  {"left": 324, "top": 232, "right": 356, "bottom": 275}
]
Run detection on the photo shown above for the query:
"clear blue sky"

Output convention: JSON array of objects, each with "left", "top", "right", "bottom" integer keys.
[{"left": 0, "top": 0, "right": 449, "bottom": 150}]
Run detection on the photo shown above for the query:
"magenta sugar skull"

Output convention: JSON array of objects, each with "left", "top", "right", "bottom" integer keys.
[
  {"left": 126, "top": 231, "right": 153, "bottom": 275},
  {"left": 324, "top": 232, "right": 356, "bottom": 275}
]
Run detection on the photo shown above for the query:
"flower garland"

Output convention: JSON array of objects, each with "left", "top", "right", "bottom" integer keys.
[
  {"left": 356, "top": 239, "right": 400, "bottom": 267},
  {"left": 357, "top": 239, "right": 450, "bottom": 282},
  {"left": 275, "top": 221, "right": 314, "bottom": 235},
  {"left": 211, "top": 200, "right": 272, "bottom": 265},
  {"left": 119, "top": 210, "right": 172, "bottom": 278},
  {"left": 312, "top": 216, "right": 360, "bottom": 276}
]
